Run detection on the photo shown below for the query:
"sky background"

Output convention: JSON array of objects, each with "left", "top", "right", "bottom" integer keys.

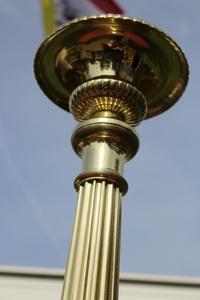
[{"left": 0, "top": 0, "right": 200, "bottom": 277}]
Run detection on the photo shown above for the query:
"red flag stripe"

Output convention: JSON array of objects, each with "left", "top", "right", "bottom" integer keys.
[{"left": 90, "top": 0, "right": 124, "bottom": 14}]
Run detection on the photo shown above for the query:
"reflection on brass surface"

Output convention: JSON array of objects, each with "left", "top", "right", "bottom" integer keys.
[
  {"left": 69, "top": 78, "right": 147, "bottom": 126},
  {"left": 71, "top": 117, "right": 139, "bottom": 161},
  {"left": 34, "top": 14, "right": 188, "bottom": 119},
  {"left": 74, "top": 171, "right": 128, "bottom": 195}
]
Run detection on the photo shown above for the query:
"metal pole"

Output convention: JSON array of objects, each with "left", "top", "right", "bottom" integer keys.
[
  {"left": 61, "top": 115, "right": 139, "bottom": 300},
  {"left": 34, "top": 15, "right": 188, "bottom": 300},
  {"left": 62, "top": 181, "right": 121, "bottom": 300}
]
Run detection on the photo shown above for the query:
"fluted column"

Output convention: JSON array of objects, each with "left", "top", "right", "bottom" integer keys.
[
  {"left": 59, "top": 116, "right": 139, "bottom": 300},
  {"left": 61, "top": 181, "right": 121, "bottom": 300}
]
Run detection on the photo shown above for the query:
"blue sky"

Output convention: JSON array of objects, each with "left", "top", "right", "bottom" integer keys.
[{"left": 0, "top": 0, "right": 200, "bottom": 276}]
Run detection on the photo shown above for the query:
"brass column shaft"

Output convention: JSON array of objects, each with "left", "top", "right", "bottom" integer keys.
[{"left": 61, "top": 181, "right": 122, "bottom": 300}]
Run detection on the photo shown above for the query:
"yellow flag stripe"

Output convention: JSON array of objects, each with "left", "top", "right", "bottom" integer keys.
[{"left": 40, "top": 0, "right": 56, "bottom": 36}]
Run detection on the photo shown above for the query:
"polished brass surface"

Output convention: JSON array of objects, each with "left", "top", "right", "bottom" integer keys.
[
  {"left": 81, "top": 141, "right": 125, "bottom": 175},
  {"left": 74, "top": 172, "right": 128, "bottom": 195},
  {"left": 34, "top": 14, "right": 188, "bottom": 119},
  {"left": 71, "top": 118, "right": 139, "bottom": 196},
  {"left": 70, "top": 78, "right": 147, "bottom": 126},
  {"left": 34, "top": 14, "right": 189, "bottom": 300},
  {"left": 61, "top": 181, "right": 121, "bottom": 300},
  {"left": 71, "top": 118, "right": 139, "bottom": 161}
]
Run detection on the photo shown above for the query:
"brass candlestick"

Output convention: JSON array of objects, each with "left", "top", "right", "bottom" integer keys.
[{"left": 34, "top": 15, "right": 188, "bottom": 300}]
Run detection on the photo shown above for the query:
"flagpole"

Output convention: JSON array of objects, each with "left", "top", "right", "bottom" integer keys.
[
  {"left": 40, "top": 0, "right": 56, "bottom": 36},
  {"left": 34, "top": 15, "right": 188, "bottom": 300}
]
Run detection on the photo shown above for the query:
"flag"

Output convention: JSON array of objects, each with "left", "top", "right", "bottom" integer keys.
[{"left": 41, "top": 0, "right": 125, "bottom": 36}]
